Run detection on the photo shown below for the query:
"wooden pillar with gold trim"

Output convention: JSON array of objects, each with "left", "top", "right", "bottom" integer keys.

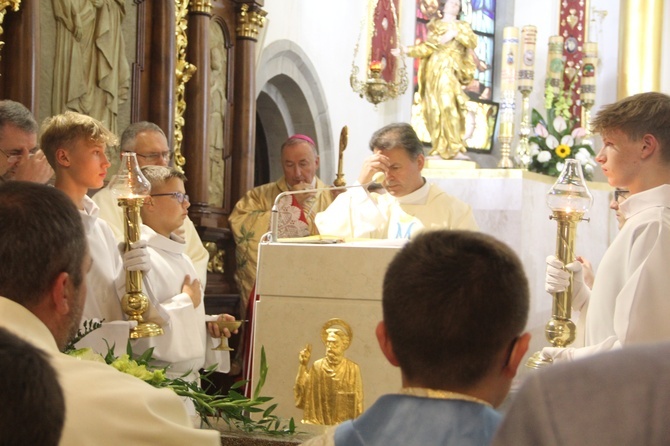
[
  {"left": 231, "top": 1, "right": 266, "bottom": 206},
  {"left": 0, "top": 0, "right": 39, "bottom": 113},
  {"left": 183, "top": 0, "right": 212, "bottom": 210}
]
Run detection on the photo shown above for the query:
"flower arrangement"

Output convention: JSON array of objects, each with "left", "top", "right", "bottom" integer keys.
[
  {"left": 66, "top": 321, "right": 296, "bottom": 435},
  {"left": 528, "top": 83, "right": 598, "bottom": 180}
]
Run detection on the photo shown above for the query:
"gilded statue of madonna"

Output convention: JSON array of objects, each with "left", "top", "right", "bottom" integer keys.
[{"left": 405, "top": 0, "right": 477, "bottom": 159}]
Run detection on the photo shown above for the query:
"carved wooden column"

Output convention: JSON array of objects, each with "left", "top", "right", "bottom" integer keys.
[
  {"left": 0, "top": 0, "right": 39, "bottom": 112},
  {"left": 231, "top": 1, "right": 266, "bottom": 206},
  {"left": 133, "top": 1, "right": 176, "bottom": 147},
  {"left": 183, "top": 0, "right": 212, "bottom": 210}
]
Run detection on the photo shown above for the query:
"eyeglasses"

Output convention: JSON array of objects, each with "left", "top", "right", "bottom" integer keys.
[
  {"left": 614, "top": 189, "right": 630, "bottom": 202},
  {"left": 0, "top": 148, "right": 22, "bottom": 163},
  {"left": 150, "top": 192, "right": 189, "bottom": 204},
  {"left": 135, "top": 151, "right": 173, "bottom": 162}
]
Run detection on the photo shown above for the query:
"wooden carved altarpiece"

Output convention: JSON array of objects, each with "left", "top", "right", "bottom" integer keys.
[{"left": 0, "top": 0, "right": 266, "bottom": 321}]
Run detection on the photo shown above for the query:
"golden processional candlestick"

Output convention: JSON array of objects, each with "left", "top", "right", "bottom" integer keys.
[
  {"left": 580, "top": 42, "right": 598, "bottom": 148},
  {"left": 515, "top": 26, "right": 537, "bottom": 168},
  {"left": 526, "top": 159, "right": 592, "bottom": 369},
  {"left": 334, "top": 126, "right": 348, "bottom": 187},
  {"left": 109, "top": 152, "right": 163, "bottom": 339}
]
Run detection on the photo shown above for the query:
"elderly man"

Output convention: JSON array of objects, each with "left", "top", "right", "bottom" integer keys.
[
  {"left": 229, "top": 134, "right": 334, "bottom": 315},
  {"left": 0, "top": 182, "right": 220, "bottom": 445},
  {"left": 92, "top": 121, "right": 209, "bottom": 285},
  {"left": 0, "top": 100, "right": 53, "bottom": 183},
  {"left": 315, "top": 122, "right": 478, "bottom": 239}
]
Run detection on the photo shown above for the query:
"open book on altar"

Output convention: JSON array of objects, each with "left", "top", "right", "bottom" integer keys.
[{"left": 276, "top": 234, "right": 409, "bottom": 248}]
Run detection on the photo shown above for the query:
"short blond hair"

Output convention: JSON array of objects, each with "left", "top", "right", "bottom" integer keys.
[
  {"left": 592, "top": 92, "right": 670, "bottom": 162},
  {"left": 40, "top": 111, "right": 116, "bottom": 169}
]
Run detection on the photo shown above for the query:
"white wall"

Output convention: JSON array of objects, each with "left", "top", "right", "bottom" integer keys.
[
  {"left": 259, "top": 0, "right": 415, "bottom": 183},
  {"left": 258, "top": 0, "right": 633, "bottom": 181}
]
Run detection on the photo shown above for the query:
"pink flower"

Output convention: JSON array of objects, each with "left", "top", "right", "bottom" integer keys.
[
  {"left": 571, "top": 127, "right": 587, "bottom": 139},
  {"left": 534, "top": 123, "right": 549, "bottom": 138}
]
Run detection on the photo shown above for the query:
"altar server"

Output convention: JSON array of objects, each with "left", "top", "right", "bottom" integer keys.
[
  {"left": 134, "top": 165, "right": 236, "bottom": 381},
  {"left": 543, "top": 92, "right": 670, "bottom": 362}
]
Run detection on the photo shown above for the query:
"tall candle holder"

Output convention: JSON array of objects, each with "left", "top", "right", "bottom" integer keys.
[
  {"left": 109, "top": 152, "right": 163, "bottom": 339},
  {"left": 497, "top": 93, "right": 516, "bottom": 168},
  {"left": 580, "top": 42, "right": 598, "bottom": 148},
  {"left": 515, "top": 26, "right": 537, "bottom": 168},
  {"left": 526, "top": 159, "right": 592, "bottom": 369},
  {"left": 497, "top": 27, "right": 519, "bottom": 168}
]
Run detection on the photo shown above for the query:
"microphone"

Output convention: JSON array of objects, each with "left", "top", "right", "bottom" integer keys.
[{"left": 265, "top": 172, "right": 386, "bottom": 243}]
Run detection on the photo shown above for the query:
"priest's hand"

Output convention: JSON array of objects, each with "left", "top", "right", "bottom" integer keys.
[
  {"left": 358, "top": 153, "right": 390, "bottom": 185},
  {"left": 299, "top": 343, "right": 312, "bottom": 366},
  {"left": 12, "top": 149, "right": 54, "bottom": 184},
  {"left": 292, "top": 182, "right": 316, "bottom": 208},
  {"left": 120, "top": 240, "right": 151, "bottom": 272},
  {"left": 207, "top": 314, "right": 237, "bottom": 338},
  {"left": 545, "top": 255, "right": 590, "bottom": 311},
  {"left": 181, "top": 275, "right": 202, "bottom": 308}
]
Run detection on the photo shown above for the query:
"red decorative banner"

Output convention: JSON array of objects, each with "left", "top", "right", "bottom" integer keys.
[
  {"left": 371, "top": 0, "right": 399, "bottom": 82},
  {"left": 558, "top": 0, "right": 588, "bottom": 122}
]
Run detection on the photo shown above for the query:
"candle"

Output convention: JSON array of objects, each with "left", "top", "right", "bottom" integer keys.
[
  {"left": 518, "top": 25, "right": 537, "bottom": 92},
  {"left": 546, "top": 36, "right": 565, "bottom": 95},
  {"left": 581, "top": 42, "right": 598, "bottom": 104},
  {"left": 370, "top": 60, "right": 382, "bottom": 72},
  {"left": 501, "top": 27, "right": 520, "bottom": 95}
]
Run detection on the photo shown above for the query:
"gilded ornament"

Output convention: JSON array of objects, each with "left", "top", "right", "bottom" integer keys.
[
  {"left": 0, "top": 0, "right": 21, "bottom": 66},
  {"left": 189, "top": 0, "right": 212, "bottom": 14},
  {"left": 294, "top": 318, "right": 363, "bottom": 425},
  {"left": 174, "top": 0, "right": 197, "bottom": 173},
  {"left": 236, "top": 4, "right": 266, "bottom": 40}
]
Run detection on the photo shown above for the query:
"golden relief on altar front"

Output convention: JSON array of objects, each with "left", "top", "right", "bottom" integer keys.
[{"left": 294, "top": 318, "right": 364, "bottom": 425}]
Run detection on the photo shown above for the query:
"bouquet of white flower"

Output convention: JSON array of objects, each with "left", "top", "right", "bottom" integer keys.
[{"left": 528, "top": 107, "right": 597, "bottom": 180}]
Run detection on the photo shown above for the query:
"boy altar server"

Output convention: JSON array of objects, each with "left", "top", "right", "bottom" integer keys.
[
  {"left": 134, "top": 165, "right": 236, "bottom": 381},
  {"left": 40, "top": 112, "right": 150, "bottom": 348}
]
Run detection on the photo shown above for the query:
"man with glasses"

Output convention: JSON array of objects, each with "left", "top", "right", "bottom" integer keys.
[
  {"left": 543, "top": 92, "right": 670, "bottom": 363},
  {"left": 0, "top": 100, "right": 53, "bottom": 183},
  {"left": 93, "top": 121, "right": 209, "bottom": 286}
]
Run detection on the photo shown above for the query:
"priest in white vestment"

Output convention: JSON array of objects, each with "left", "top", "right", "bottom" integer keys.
[{"left": 315, "top": 123, "right": 478, "bottom": 239}]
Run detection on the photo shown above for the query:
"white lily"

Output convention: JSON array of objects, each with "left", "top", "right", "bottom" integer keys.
[
  {"left": 546, "top": 134, "right": 559, "bottom": 149},
  {"left": 560, "top": 134, "right": 574, "bottom": 147},
  {"left": 537, "top": 151, "right": 552, "bottom": 163},
  {"left": 534, "top": 123, "right": 549, "bottom": 138},
  {"left": 553, "top": 115, "right": 567, "bottom": 133}
]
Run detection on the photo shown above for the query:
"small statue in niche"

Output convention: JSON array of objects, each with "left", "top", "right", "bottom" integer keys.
[
  {"left": 294, "top": 319, "right": 363, "bottom": 425},
  {"left": 207, "top": 33, "right": 227, "bottom": 208}
]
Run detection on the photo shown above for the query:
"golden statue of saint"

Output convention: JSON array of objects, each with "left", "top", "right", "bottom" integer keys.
[
  {"left": 406, "top": 0, "right": 477, "bottom": 159},
  {"left": 294, "top": 319, "right": 363, "bottom": 425}
]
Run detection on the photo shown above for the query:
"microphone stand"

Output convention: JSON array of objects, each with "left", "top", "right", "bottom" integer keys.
[{"left": 264, "top": 174, "right": 385, "bottom": 243}]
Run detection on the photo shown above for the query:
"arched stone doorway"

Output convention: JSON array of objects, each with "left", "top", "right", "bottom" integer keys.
[{"left": 255, "top": 40, "right": 334, "bottom": 186}]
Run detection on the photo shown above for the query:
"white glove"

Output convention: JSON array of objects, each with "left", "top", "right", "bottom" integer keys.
[
  {"left": 545, "top": 255, "right": 590, "bottom": 311},
  {"left": 120, "top": 240, "right": 151, "bottom": 272}
]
